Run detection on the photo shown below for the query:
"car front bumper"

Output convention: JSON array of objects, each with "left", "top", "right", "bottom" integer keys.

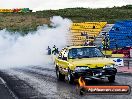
[{"left": 72, "top": 68, "right": 117, "bottom": 80}]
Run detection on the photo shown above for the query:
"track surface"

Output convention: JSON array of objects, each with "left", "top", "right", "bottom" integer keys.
[
  {"left": 0, "top": 64, "right": 131, "bottom": 99},
  {"left": 0, "top": 56, "right": 131, "bottom": 99}
]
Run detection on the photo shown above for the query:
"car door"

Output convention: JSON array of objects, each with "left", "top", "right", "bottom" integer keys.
[
  {"left": 55, "top": 49, "right": 63, "bottom": 66},
  {"left": 57, "top": 48, "right": 69, "bottom": 74}
]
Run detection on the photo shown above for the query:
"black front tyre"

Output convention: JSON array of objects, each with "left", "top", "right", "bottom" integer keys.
[
  {"left": 67, "top": 69, "right": 74, "bottom": 84},
  {"left": 108, "top": 75, "right": 115, "bottom": 83},
  {"left": 56, "top": 67, "right": 65, "bottom": 81}
]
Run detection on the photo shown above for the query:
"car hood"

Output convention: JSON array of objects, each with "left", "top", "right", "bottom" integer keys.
[{"left": 68, "top": 58, "right": 114, "bottom": 69}]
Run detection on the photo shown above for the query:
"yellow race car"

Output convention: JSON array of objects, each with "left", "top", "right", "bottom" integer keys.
[{"left": 55, "top": 46, "right": 117, "bottom": 84}]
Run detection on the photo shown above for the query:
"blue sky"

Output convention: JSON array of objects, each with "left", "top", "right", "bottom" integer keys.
[{"left": 0, "top": 0, "right": 132, "bottom": 11}]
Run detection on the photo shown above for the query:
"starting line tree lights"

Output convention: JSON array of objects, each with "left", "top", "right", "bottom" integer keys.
[{"left": 0, "top": 8, "right": 32, "bottom": 13}]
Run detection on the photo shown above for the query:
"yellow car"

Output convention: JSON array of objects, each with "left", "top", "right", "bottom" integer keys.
[{"left": 55, "top": 46, "right": 117, "bottom": 84}]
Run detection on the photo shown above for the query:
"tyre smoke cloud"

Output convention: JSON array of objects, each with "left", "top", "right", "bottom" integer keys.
[{"left": 0, "top": 16, "right": 72, "bottom": 69}]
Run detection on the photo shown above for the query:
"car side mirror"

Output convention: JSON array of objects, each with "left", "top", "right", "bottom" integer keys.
[
  {"left": 58, "top": 55, "right": 61, "bottom": 59},
  {"left": 62, "top": 57, "right": 67, "bottom": 61}
]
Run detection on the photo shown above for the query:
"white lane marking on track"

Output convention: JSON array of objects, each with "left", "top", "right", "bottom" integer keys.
[
  {"left": 0, "top": 77, "right": 18, "bottom": 99},
  {"left": 0, "top": 77, "right": 6, "bottom": 84}
]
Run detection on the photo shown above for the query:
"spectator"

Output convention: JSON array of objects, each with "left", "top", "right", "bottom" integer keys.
[
  {"left": 55, "top": 48, "right": 59, "bottom": 54},
  {"left": 89, "top": 41, "right": 94, "bottom": 46},
  {"left": 81, "top": 32, "right": 83, "bottom": 36},
  {"left": 52, "top": 45, "right": 57, "bottom": 55},
  {"left": 47, "top": 46, "right": 51, "bottom": 55},
  {"left": 93, "top": 26, "right": 95, "bottom": 29},
  {"left": 86, "top": 35, "right": 89, "bottom": 39},
  {"left": 84, "top": 40, "right": 89, "bottom": 46}
]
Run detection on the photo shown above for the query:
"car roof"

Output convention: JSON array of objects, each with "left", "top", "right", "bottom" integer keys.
[{"left": 66, "top": 46, "right": 96, "bottom": 49}]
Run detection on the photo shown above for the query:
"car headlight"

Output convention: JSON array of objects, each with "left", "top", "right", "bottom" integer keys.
[
  {"left": 103, "top": 64, "right": 115, "bottom": 69},
  {"left": 75, "top": 66, "right": 89, "bottom": 71}
]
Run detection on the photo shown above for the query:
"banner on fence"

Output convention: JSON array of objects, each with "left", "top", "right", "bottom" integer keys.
[{"left": 113, "top": 58, "right": 124, "bottom": 66}]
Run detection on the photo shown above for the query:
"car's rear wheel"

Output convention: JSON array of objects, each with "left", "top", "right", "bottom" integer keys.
[
  {"left": 67, "top": 69, "right": 74, "bottom": 84},
  {"left": 108, "top": 75, "right": 115, "bottom": 83},
  {"left": 56, "top": 66, "right": 65, "bottom": 81}
]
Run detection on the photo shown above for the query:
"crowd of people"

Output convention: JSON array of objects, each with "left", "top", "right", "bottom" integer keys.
[{"left": 47, "top": 45, "right": 59, "bottom": 55}]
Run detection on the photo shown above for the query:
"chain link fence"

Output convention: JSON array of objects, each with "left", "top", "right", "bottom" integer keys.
[{"left": 123, "top": 58, "right": 132, "bottom": 69}]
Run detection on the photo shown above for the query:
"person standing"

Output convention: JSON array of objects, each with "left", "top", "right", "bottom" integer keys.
[
  {"left": 89, "top": 41, "right": 94, "bottom": 46},
  {"left": 84, "top": 40, "right": 89, "bottom": 46},
  {"left": 47, "top": 46, "right": 51, "bottom": 55},
  {"left": 52, "top": 45, "right": 56, "bottom": 55},
  {"left": 55, "top": 48, "right": 59, "bottom": 54}
]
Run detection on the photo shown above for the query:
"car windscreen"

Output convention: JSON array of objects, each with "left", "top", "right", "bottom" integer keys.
[{"left": 68, "top": 47, "right": 104, "bottom": 59}]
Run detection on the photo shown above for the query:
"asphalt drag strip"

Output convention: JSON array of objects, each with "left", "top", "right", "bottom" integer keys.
[
  {"left": 0, "top": 66, "right": 131, "bottom": 99},
  {"left": 0, "top": 77, "right": 17, "bottom": 99}
]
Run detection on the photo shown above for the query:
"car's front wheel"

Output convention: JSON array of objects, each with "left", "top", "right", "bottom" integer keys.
[
  {"left": 56, "top": 66, "right": 65, "bottom": 81},
  {"left": 108, "top": 75, "right": 115, "bottom": 83}
]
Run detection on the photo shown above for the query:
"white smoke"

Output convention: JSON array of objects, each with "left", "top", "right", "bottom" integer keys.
[{"left": 0, "top": 16, "right": 72, "bottom": 69}]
